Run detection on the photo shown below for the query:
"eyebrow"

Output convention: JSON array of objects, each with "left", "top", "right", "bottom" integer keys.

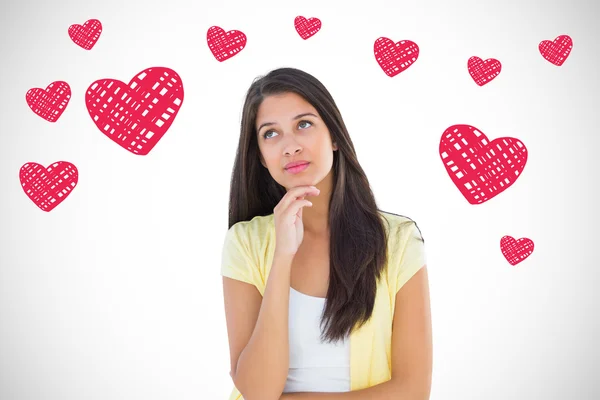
[{"left": 257, "top": 112, "right": 318, "bottom": 134}]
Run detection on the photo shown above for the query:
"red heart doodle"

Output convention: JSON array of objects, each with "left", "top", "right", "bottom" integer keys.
[
  {"left": 25, "top": 81, "right": 71, "bottom": 122},
  {"left": 207, "top": 26, "right": 247, "bottom": 62},
  {"left": 85, "top": 67, "right": 184, "bottom": 156},
  {"left": 439, "top": 124, "right": 528, "bottom": 205},
  {"left": 20, "top": 161, "right": 78, "bottom": 212},
  {"left": 467, "top": 56, "right": 502, "bottom": 86},
  {"left": 500, "top": 235, "right": 534, "bottom": 266},
  {"left": 68, "top": 19, "right": 102, "bottom": 50},
  {"left": 374, "top": 37, "right": 419, "bottom": 77},
  {"left": 539, "top": 34, "right": 572, "bottom": 66},
  {"left": 294, "top": 16, "right": 322, "bottom": 40}
]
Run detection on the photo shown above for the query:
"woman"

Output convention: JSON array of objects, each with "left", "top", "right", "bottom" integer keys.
[{"left": 221, "top": 67, "right": 432, "bottom": 400}]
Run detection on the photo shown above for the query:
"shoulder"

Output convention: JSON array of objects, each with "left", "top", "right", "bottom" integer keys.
[
  {"left": 380, "top": 211, "right": 426, "bottom": 282},
  {"left": 227, "top": 213, "right": 275, "bottom": 239},
  {"left": 378, "top": 210, "right": 423, "bottom": 244},
  {"left": 378, "top": 210, "right": 427, "bottom": 292},
  {"left": 221, "top": 214, "right": 275, "bottom": 289},
  {"left": 223, "top": 213, "right": 275, "bottom": 266}
]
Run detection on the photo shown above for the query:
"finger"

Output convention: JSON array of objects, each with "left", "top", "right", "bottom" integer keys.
[
  {"left": 288, "top": 199, "right": 313, "bottom": 220},
  {"left": 281, "top": 186, "right": 319, "bottom": 210}
]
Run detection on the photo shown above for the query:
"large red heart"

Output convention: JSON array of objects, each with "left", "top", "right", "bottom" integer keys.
[
  {"left": 500, "top": 235, "right": 534, "bottom": 266},
  {"left": 467, "top": 56, "right": 502, "bottom": 86},
  {"left": 25, "top": 81, "right": 71, "bottom": 123},
  {"left": 68, "top": 19, "right": 102, "bottom": 50},
  {"left": 374, "top": 37, "right": 419, "bottom": 77},
  {"left": 294, "top": 16, "right": 322, "bottom": 40},
  {"left": 20, "top": 161, "right": 78, "bottom": 212},
  {"left": 439, "top": 124, "right": 528, "bottom": 204},
  {"left": 539, "top": 34, "right": 572, "bottom": 66},
  {"left": 85, "top": 67, "right": 184, "bottom": 156},
  {"left": 207, "top": 26, "right": 247, "bottom": 62}
]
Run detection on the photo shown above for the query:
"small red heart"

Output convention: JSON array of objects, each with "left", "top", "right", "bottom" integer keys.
[
  {"left": 500, "top": 235, "right": 534, "bottom": 266},
  {"left": 374, "top": 37, "right": 419, "bottom": 77},
  {"left": 439, "top": 124, "right": 528, "bottom": 204},
  {"left": 539, "top": 34, "right": 572, "bottom": 66},
  {"left": 25, "top": 81, "right": 71, "bottom": 122},
  {"left": 207, "top": 26, "right": 247, "bottom": 62},
  {"left": 20, "top": 161, "right": 79, "bottom": 212},
  {"left": 467, "top": 56, "right": 502, "bottom": 86},
  {"left": 85, "top": 67, "right": 184, "bottom": 156},
  {"left": 294, "top": 16, "right": 322, "bottom": 40},
  {"left": 68, "top": 19, "right": 102, "bottom": 50}
]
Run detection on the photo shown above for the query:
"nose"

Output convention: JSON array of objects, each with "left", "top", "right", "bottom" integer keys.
[
  {"left": 285, "top": 147, "right": 302, "bottom": 156},
  {"left": 283, "top": 137, "right": 302, "bottom": 156}
]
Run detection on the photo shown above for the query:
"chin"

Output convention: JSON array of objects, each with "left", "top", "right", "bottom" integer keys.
[{"left": 282, "top": 179, "right": 315, "bottom": 191}]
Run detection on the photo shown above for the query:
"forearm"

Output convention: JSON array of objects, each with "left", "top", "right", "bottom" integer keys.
[
  {"left": 234, "top": 251, "right": 294, "bottom": 400},
  {"left": 280, "top": 378, "right": 426, "bottom": 400}
]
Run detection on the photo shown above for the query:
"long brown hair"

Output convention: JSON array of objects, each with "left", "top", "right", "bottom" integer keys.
[{"left": 227, "top": 66, "right": 420, "bottom": 344}]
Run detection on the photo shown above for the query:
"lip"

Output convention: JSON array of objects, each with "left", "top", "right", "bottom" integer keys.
[
  {"left": 285, "top": 162, "right": 310, "bottom": 174},
  {"left": 285, "top": 160, "right": 310, "bottom": 169}
]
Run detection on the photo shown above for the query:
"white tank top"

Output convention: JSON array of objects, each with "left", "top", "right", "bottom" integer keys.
[{"left": 283, "top": 287, "right": 351, "bottom": 393}]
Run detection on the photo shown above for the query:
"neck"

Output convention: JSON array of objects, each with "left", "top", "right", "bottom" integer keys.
[
  {"left": 301, "top": 175, "right": 332, "bottom": 237},
  {"left": 302, "top": 202, "right": 329, "bottom": 236}
]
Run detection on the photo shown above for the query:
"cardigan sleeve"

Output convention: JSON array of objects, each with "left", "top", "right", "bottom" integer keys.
[
  {"left": 394, "top": 219, "right": 427, "bottom": 293},
  {"left": 220, "top": 222, "right": 258, "bottom": 287}
]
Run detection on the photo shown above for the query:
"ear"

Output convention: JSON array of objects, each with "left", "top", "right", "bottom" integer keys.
[{"left": 333, "top": 142, "right": 338, "bottom": 151}]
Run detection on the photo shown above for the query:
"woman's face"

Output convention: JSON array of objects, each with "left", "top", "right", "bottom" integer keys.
[{"left": 255, "top": 92, "right": 337, "bottom": 191}]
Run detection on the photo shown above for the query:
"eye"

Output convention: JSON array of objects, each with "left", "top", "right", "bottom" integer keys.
[
  {"left": 298, "top": 120, "right": 312, "bottom": 129},
  {"left": 262, "top": 120, "right": 313, "bottom": 139},
  {"left": 263, "top": 130, "right": 276, "bottom": 139}
]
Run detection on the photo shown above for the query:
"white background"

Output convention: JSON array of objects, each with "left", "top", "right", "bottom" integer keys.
[{"left": 1, "top": 0, "right": 599, "bottom": 398}]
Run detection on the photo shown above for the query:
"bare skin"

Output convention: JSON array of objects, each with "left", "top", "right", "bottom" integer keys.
[{"left": 256, "top": 91, "right": 338, "bottom": 237}]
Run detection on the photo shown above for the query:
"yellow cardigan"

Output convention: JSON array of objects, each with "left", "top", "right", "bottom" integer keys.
[{"left": 220, "top": 210, "right": 426, "bottom": 400}]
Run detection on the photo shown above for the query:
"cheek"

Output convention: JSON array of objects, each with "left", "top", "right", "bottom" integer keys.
[
  {"left": 263, "top": 153, "right": 278, "bottom": 169},
  {"left": 318, "top": 139, "right": 334, "bottom": 154}
]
